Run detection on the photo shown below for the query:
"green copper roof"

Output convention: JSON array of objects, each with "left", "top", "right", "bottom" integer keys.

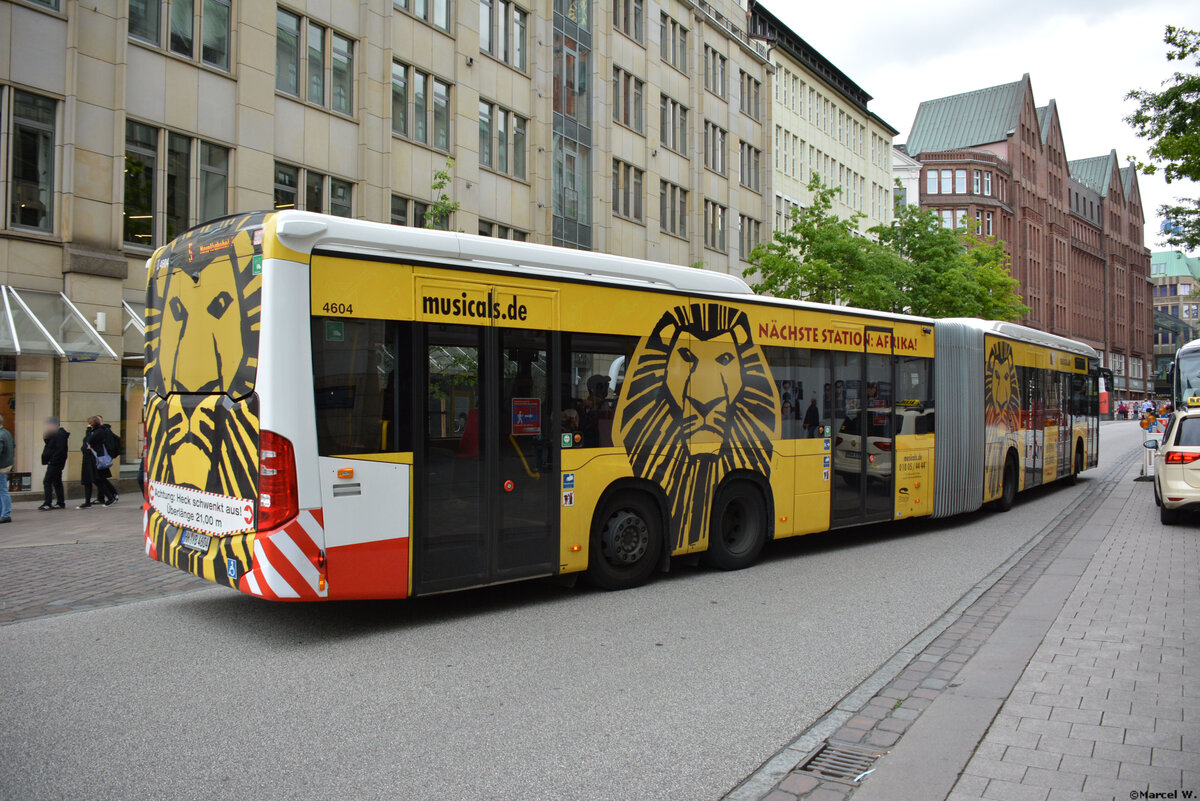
[
  {"left": 1152, "top": 250, "right": 1200, "bottom": 280},
  {"left": 1068, "top": 152, "right": 1117, "bottom": 197},
  {"left": 905, "top": 76, "right": 1027, "bottom": 157}
]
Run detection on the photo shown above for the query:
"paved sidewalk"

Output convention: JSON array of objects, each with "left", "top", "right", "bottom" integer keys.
[
  {"left": 0, "top": 497, "right": 209, "bottom": 624},
  {"left": 728, "top": 444, "right": 1198, "bottom": 801}
]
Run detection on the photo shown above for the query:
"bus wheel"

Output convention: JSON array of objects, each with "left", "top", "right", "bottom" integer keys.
[
  {"left": 703, "top": 482, "right": 768, "bottom": 571},
  {"left": 587, "top": 493, "right": 662, "bottom": 590},
  {"left": 1068, "top": 442, "right": 1084, "bottom": 485},
  {"left": 995, "top": 455, "right": 1018, "bottom": 512}
]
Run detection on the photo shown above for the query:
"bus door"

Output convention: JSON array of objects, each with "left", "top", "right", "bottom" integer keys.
[
  {"left": 1023, "top": 368, "right": 1044, "bottom": 488},
  {"left": 830, "top": 326, "right": 896, "bottom": 527},
  {"left": 414, "top": 324, "right": 557, "bottom": 594}
]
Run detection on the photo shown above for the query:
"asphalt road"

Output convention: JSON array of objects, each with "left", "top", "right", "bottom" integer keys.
[{"left": 0, "top": 423, "right": 1146, "bottom": 801}]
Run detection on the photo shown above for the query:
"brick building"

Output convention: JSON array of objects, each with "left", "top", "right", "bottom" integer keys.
[
  {"left": 1150, "top": 250, "right": 1200, "bottom": 393},
  {"left": 902, "top": 75, "right": 1152, "bottom": 401}
]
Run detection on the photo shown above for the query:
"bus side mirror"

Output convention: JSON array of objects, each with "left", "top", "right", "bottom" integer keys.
[{"left": 1143, "top": 439, "right": 1159, "bottom": 450}]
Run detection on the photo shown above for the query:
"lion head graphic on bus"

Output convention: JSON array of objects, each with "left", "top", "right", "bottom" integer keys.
[
  {"left": 615, "top": 303, "right": 780, "bottom": 552},
  {"left": 144, "top": 213, "right": 264, "bottom": 502},
  {"left": 984, "top": 338, "right": 1021, "bottom": 499}
]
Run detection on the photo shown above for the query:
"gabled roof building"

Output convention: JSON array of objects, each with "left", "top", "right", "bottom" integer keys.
[{"left": 903, "top": 75, "right": 1152, "bottom": 401}]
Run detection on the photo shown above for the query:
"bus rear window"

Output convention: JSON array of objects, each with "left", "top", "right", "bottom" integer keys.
[{"left": 311, "top": 317, "right": 412, "bottom": 455}]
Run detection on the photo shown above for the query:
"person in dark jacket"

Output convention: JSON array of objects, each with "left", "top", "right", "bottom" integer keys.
[
  {"left": 78, "top": 419, "right": 109, "bottom": 506},
  {"left": 38, "top": 417, "right": 69, "bottom": 510},
  {"left": 94, "top": 415, "right": 119, "bottom": 507}
]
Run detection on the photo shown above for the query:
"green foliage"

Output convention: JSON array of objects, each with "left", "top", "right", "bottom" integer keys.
[
  {"left": 1126, "top": 26, "right": 1200, "bottom": 250},
  {"left": 744, "top": 175, "right": 903, "bottom": 308},
  {"left": 424, "top": 159, "right": 460, "bottom": 230},
  {"left": 873, "top": 203, "right": 1029, "bottom": 321},
  {"left": 744, "top": 175, "right": 1028, "bottom": 321}
]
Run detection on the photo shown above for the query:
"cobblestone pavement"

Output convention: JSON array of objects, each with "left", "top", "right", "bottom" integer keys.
[
  {"left": 0, "top": 500, "right": 208, "bottom": 624},
  {"left": 946, "top": 463, "right": 1200, "bottom": 800},
  {"left": 729, "top": 442, "right": 1198, "bottom": 801}
]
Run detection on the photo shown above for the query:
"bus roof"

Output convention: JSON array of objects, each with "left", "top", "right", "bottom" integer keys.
[
  {"left": 940, "top": 318, "right": 1100, "bottom": 359},
  {"left": 1177, "top": 338, "right": 1200, "bottom": 356},
  {"left": 271, "top": 210, "right": 755, "bottom": 297}
]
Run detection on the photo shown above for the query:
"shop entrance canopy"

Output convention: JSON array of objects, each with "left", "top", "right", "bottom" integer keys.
[{"left": 0, "top": 287, "right": 119, "bottom": 360}]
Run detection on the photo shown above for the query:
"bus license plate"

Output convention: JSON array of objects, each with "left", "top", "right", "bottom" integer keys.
[{"left": 181, "top": 531, "right": 212, "bottom": 552}]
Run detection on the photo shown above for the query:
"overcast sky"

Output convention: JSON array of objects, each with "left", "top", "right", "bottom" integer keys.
[{"left": 761, "top": 0, "right": 1199, "bottom": 254}]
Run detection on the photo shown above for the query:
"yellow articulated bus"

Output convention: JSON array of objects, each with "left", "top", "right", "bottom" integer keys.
[{"left": 142, "top": 211, "right": 1100, "bottom": 599}]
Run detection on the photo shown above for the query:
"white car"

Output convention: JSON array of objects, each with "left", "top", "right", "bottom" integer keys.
[
  {"left": 834, "top": 405, "right": 934, "bottom": 482},
  {"left": 1146, "top": 407, "right": 1200, "bottom": 524}
]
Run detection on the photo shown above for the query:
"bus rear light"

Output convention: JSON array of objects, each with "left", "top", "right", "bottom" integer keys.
[
  {"left": 258, "top": 430, "right": 298, "bottom": 531},
  {"left": 1165, "top": 451, "right": 1200, "bottom": 464}
]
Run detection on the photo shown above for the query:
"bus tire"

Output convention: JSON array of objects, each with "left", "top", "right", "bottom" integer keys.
[
  {"left": 995, "top": 453, "right": 1018, "bottom": 512},
  {"left": 702, "top": 482, "right": 768, "bottom": 571},
  {"left": 586, "top": 492, "right": 663, "bottom": 591},
  {"left": 1068, "top": 441, "right": 1084, "bottom": 485}
]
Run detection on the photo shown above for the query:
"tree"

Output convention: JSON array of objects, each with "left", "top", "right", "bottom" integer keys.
[
  {"left": 745, "top": 175, "right": 1028, "bottom": 321},
  {"left": 871, "top": 203, "right": 1028, "bottom": 321},
  {"left": 744, "top": 175, "right": 904, "bottom": 308},
  {"left": 1126, "top": 26, "right": 1200, "bottom": 250},
  {"left": 424, "top": 159, "right": 460, "bottom": 230}
]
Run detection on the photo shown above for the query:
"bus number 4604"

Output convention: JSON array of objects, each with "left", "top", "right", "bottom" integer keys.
[{"left": 322, "top": 302, "right": 353, "bottom": 314}]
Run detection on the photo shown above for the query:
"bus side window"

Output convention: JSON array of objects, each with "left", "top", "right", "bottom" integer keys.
[
  {"left": 311, "top": 318, "right": 412, "bottom": 455},
  {"left": 763, "top": 345, "right": 829, "bottom": 440},
  {"left": 563, "top": 333, "right": 637, "bottom": 448}
]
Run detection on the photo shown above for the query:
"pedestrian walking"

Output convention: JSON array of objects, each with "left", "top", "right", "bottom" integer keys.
[
  {"left": 94, "top": 415, "right": 119, "bottom": 507},
  {"left": 77, "top": 419, "right": 108, "bottom": 506},
  {"left": 0, "top": 414, "right": 13, "bottom": 524},
  {"left": 38, "top": 417, "right": 68, "bottom": 511},
  {"left": 1117, "top": 401, "right": 1127, "bottom": 419}
]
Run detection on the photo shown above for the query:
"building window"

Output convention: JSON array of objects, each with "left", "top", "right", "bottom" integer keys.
[
  {"left": 660, "top": 95, "right": 688, "bottom": 155},
  {"left": 613, "top": 0, "right": 643, "bottom": 42},
  {"left": 9, "top": 91, "right": 56, "bottom": 233},
  {"left": 659, "top": 180, "right": 686, "bottom": 238},
  {"left": 703, "top": 120, "right": 726, "bottom": 175},
  {"left": 739, "top": 70, "right": 761, "bottom": 120},
  {"left": 983, "top": 172, "right": 992, "bottom": 196},
  {"left": 940, "top": 209, "right": 952, "bottom": 228},
  {"left": 703, "top": 46, "right": 727, "bottom": 98},
  {"left": 276, "top": 10, "right": 354, "bottom": 114},
  {"left": 393, "top": 62, "right": 452, "bottom": 151},
  {"left": 940, "top": 170, "right": 952, "bottom": 194},
  {"left": 481, "top": 0, "right": 528, "bottom": 70},
  {"left": 954, "top": 169, "right": 966, "bottom": 194},
  {"left": 659, "top": 12, "right": 687, "bottom": 72},
  {"left": 704, "top": 199, "right": 727, "bottom": 252},
  {"left": 396, "top": 0, "right": 451, "bottom": 32},
  {"left": 953, "top": 208, "right": 967, "bottom": 229},
  {"left": 973, "top": 170, "right": 981, "bottom": 194},
  {"left": 984, "top": 211, "right": 994, "bottom": 236},
  {"left": 123, "top": 122, "right": 158, "bottom": 247},
  {"left": 611, "top": 159, "right": 644, "bottom": 222},
  {"left": 198, "top": 141, "right": 229, "bottom": 223},
  {"left": 478, "top": 100, "right": 528, "bottom": 179},
  {"left": 552, "top": 31, "right": 590, "bottom": 126},
  {"left": 739, "top": 141, "right": 761, "bottom": 192},
  {"left": 926, "top": 170, "right": 937, "bottom": 195},
  {"left": 738, "top": 215, "right": 761, "bottom": 260},
  {"left": 275, "top": 162, "right": 352, "bottom": 217},
  {"left": 124, "top": 123, "right": 230, "bottom": 248},
  {"left": 478, "top": 220, "right": 528, "bottom": 240},
  {"left": 612, "top": 67, "right": 644, "bottom": 133},
  {"left": 391, "top": 194, "right": 444, "bottom": 228},
  {"left": 128, "top": 0, "right": 230, "bottom": 70}
]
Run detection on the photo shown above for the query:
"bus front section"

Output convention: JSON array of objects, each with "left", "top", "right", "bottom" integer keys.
[{"left": 143, "top": 211, "right": 327, "bottom": 601}]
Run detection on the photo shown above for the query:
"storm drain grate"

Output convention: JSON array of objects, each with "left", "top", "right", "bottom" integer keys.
[{"left": 794, "top": 740, "right": 885, "bottom": 785}]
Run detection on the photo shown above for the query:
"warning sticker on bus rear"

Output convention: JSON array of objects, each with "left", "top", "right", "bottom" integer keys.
[{"left": 148, "top": 481, "right": 256, "bottom": 536}]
